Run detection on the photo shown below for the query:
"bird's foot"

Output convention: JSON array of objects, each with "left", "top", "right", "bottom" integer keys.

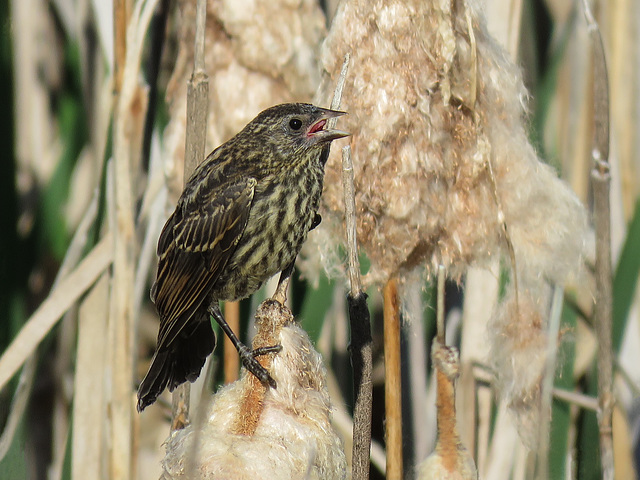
[
  {"left": 237, "top": 343, "right": 280, "bottom": 389},
  {"left": 252, "top": 345, "right": 283, "bottom": 357}
]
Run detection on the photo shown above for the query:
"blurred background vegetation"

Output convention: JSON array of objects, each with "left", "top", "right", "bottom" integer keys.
[{"left": 0, "top": 0, "right": 639, "bottom": 479}]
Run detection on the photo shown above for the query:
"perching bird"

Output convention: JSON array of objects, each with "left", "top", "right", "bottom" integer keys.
[{"left": 137, "top": 103, "right": 348, "bottom": 411}]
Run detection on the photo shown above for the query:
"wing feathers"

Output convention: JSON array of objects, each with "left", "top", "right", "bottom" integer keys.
[{"left": 152, "top": 177, "right": 256, "bottom": 349}]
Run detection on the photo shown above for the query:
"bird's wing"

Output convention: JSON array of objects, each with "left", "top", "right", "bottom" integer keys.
[{"left": 152, "top": 176, "right": 256, "bottom": 349}]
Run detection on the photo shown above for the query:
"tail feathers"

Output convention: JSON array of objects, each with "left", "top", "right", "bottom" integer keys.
[{"left": 137, "top": 316, "right": 216, "bottom": 412}]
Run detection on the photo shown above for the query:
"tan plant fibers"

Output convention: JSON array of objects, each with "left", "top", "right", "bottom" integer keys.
[
  {"left": 306, "top": 0, "right": 587, "bottom": 288},
  {"left": 488, "top": 279, "right": 553, "bottom": 449},
  {"left": 302, "top": 0, "right": 589, "bottom": 447}
]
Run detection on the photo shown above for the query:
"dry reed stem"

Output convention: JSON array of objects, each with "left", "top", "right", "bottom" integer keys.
[
  {"left": 343, "top": 144, "right": 373, "bottom": 480},
  {"left": 173, "top": 0, "right": 210, "bottom": 431},
  {"left": 458, "top": 265, "right": 499, "bottom": 458},
  {"left": 110, "top": 0, "right": 160, "bottom": 476},
  {"left": 605, "top": 0, "right": 638, "bottom": 213},
  {"left": 0, "top": 233, "right": 114, "bottom": 390},
  {"left": 183, "top": 0, "right": 209, "bottom": 179},
  {"left": 0, "top": 355, "right": 36, "bottom": 461},
  {"left": 581, "top": 0, "right": 614, "bottom": 478},
  {"left": 73, "top": 274, "right": 110, "bottom": 480},
  {"left": 223, "top": 301, "right": 240, "bottom": 384},
  {"left": 484, "top": 0, "right": 523, "bottom": 59},
  {"left": 383, "top": 278, "right": 403, "bottom": 480},
  {"left": 404, "top": 284, "right": 431, "bottom": 466},
  {"left": 0, "top": 187, "right": 100, "bottom": 464},
  {"left": 475, "top": 383, "right": 492, "bottom": 474},
  {"left": 436, "top": 266, "right": 445, "bottom": 344},
  {"left": 327, "top": 382, "right": 386, "bottom": 474},
  {"left": 332, "top": 53, "right": 373, "bottom": 480},
  {"left": 536, "top": 286, "right": 564, "bottom": 480},
  {"left": 342, "top": 145, "right": 361, "bottom": 296},
  {"left": 113, "top": 0, "right": 128, "bottom": 94},
  {"left": 552, "top": 388, "right": 598, "bottom": 411},
  {"left": 12, "top": 0, "right": 56, "bottom": 181},
  {"left": 484, "top": 402, "right": 523, "bottom": 477}
]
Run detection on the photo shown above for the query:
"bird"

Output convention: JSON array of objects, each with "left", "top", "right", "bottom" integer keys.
[{"left": 137, "top": 103, "right": 349, "bottom": 412}]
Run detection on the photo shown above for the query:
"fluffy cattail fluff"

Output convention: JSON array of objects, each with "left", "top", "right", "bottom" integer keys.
[
  {"left": 162, "top": 0, "right": 326, "bottom": 198},
  {"left": 302, "top": 0, "right": 589, "bottom": 448},
  {"left": 488, "top": 278, "right": 553, "bottom": 449},
  {"left": 161, "top": 300, "right": 346, "bottom": 480},
  {"left": 306, "top": 0, "right": 588, "bottom": 287}
]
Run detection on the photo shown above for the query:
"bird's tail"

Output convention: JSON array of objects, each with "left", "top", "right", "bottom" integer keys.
[{"left": 137, "top": 312, "right": 216, "bottom": 412}]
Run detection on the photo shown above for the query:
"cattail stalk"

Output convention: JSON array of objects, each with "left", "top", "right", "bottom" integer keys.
[
  {"left": 343, "top": 144, "right": 373, "bottom": 480},
  {"left": 581, "top": 0, "right": 614, "bottom": 478},
  {"left": 383, "top": 278, "right": 402, "bottom": 479},
  {"left": 172, "top": 0, "right": 209, "bottom": 432}
]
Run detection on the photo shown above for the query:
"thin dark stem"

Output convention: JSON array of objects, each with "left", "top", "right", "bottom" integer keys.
[
  {"left": 436, "top": 265, "right": 445, "bottom": 345},
  {"left": 342, "top": 144, "right": 372, "bottom": 480},
  {"left": 142, "top": 0, "right": 170, "bottom": 171}
]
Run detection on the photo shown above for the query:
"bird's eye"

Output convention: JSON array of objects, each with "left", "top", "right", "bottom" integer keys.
[{"left": 289, "top": 118, "right": 303, "bottom": 130}]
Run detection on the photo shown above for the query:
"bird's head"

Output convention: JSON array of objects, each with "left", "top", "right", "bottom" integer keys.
[{"left": 241, "top": 103, "right": 350, "bottom": 160}]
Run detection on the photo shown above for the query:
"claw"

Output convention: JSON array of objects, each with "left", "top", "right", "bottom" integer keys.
[{"left": 240, "top": 351, "right": 278, "bottom": 389}]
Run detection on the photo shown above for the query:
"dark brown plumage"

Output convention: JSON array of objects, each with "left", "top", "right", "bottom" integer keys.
[{"left": 137, "top": 103, "right": 348, "bottom": 412}]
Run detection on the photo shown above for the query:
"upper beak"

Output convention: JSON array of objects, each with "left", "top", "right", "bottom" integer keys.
[{"left": 308, "top": 108, "right": 350, "bottom": 144}]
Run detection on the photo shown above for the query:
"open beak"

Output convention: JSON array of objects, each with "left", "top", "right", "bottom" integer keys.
[{"left": 307, "top": 108, "right": 350, "bottom": 144}]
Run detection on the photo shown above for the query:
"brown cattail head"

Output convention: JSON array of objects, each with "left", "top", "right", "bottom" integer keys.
[{"left": 305, "top": 0, "right": 587, "bottom": 288}]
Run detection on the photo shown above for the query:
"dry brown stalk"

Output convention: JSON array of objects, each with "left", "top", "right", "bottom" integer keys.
[
  {"left": 113, "top": 0, "right": 128, "bottom": 95},
  {"left": 581, "top": 0, "right": 614, "bottom": 478},
  {"left": 110, "top": 0, "right": 161, "bottom": 475},
  {"left": 172, "top": 0, "right": 210, "bottom": 432},
  {"left": 383, "top": 278, "right": 403, "bottom": 480},
  {"left": 343, "top": 144, "right": 373, "bottom": 480},
  {"left": 0, "top": 233, "right": 114, "bottom": 390},
  {"left": 73, "top": 275, "right": 110, "bottom": 479},
  {"left": 223, "top": 301, "right": 241, "bottom": 384},
  {"left": 536, "top": 286, "right": 564, "bottom": 480}
]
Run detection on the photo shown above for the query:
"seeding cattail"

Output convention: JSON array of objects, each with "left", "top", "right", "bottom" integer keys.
[
  {"left": 304, "top": 0, "right": 589, "bottom": 447},
  {"left": 417, "top": 341, "right": 477, "bottom": 480},
  {"left": 160, "top": 300, "right": 347, "bottom": 479},
  {"left": 488, "top": 279, "right": 554, "bottom": 449},
  {"left": 307, "top": 0, "right": 587, "bottom": 287}
]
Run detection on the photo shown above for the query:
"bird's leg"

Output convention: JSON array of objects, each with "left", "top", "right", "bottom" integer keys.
[
  {"left": 272, "top": 260, "right": 295, "bottom": 305},
  {"left": 208, "top": 304, "right": 279, "bottom": 388}
]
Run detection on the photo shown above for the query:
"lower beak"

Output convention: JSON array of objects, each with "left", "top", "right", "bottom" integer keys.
[
  {"left": 311, "top": 128, "right": 351, "bottom": 144},
  {"left": 308, "top": 108, "right": 350, "bottom": 144}
]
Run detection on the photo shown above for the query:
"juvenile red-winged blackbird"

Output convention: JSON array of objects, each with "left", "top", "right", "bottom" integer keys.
[{"left": 137, "top": 103, "right": 348, "bottom": 411}]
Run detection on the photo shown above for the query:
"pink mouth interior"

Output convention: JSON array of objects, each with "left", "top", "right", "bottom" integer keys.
[{"left": 308, "top": 119, "right": 326, "bottom": 134}]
